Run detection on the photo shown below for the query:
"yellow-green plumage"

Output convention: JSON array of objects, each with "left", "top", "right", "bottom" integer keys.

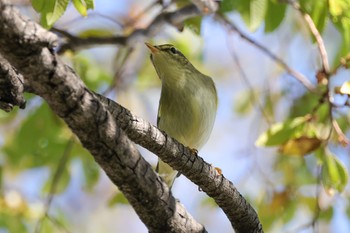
[{"left": 146, "top": 43, "right": 218, "bottom": 186}]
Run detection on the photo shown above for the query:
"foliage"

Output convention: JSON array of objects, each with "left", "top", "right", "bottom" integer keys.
[{"left": 32, "top": 0, "right": 94, "bottom": 28}]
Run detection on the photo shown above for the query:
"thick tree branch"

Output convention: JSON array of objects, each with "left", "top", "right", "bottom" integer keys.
[
  {"left": 0, "top": 54, "right": 26, "bottom": 111},
  {"left": 54, "top": 4, "right": 200, "bottom": 54},
  {"left": 0, "top": 1, "right": 264, "bottom": 233},
  {"left": 95, "top": 93, "right": 263, "bottom": 233},
  {"left": 0, "top": 2, "right": 205, "bottom": 233}
]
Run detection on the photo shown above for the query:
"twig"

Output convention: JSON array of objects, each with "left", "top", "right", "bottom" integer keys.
[
  {"left": 35, "top": 137, "right": 74, "bottom": 233},
  {"left": 312, "top": 165, "right": 322, "bottom": 233},
  {"left": 226, "top": 38, "right": 273, "bottom": 124},
  {"left": 54, "top": 4, "right": 200, "bottom": 54},
  {"left": 216, "top": 13, "right": 317, "bottom": 92},
  {"left": 286, "top": 0, "right": 330, "bottom": 74},
  {"left": 46, "top": 214, "right": 72, "bottom": 233},
  {"left": 332, "top": 119, "right": 350, "bottom": 146}
]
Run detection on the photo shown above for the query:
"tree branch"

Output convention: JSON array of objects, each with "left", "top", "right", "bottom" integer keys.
[
  {"left": 0, "top": 2, "right": 205, "bottom": 233},
  {"left": 0, "top": 54, "right": 26, "bottom": 111},
  {"left": 54, "top": 4, "right": 200, "bottom": 54},
  {"left": 95, "top": 93, "right": 264, "bottom": 233},
  {"left": 0, "top": 1, "right": 264, "bottom": 233},
  {"left": 216, "top": 13, "right": 317, "bottom": 93},
  {"left": 286, "top": 0, "right": 330, "bottom": 74}
]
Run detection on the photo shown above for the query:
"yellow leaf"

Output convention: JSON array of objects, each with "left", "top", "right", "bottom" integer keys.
[{"left": 279, "top": 136, "right": 322, "bottom": 156}]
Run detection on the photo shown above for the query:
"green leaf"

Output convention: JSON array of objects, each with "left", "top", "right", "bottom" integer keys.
[
  {"left": 3, "top": 103, "right": 68, "bottom": 169},
  {"left": 32, "top": 0, "right": 46, "bottom": 12},
  {"left": 237, "top": 0, "right": 268, "bottom": 31},
  {"left": 72, "top": 54, "right": 112, "bottom": 91},
  {"left": 329, "top": 0, "right": 350, "bottom": 65},
  {"left": 255, "top": 115, "right": 310, "bottom": 146},
  {"left": 72, "top": 0, "right": 87, "bottom": 16},
  {"left": 219, "top": 0, "right": 235, "bottom": 13},
  {"left": 38, "top": 0, "right": 70, "bottom": 28},
  {"left": 320, "top": 149, "right": 348, "bottom": 194},
  {"left": 264, "top": 0, "right": 286, "bottom": 32},
  {"left": 250, "top": 0, "right": 268, "bottom": 31},
  {"left": 108, "top": 192, "right": 129, "bottom": 206},
  {"left": 84, "top": 0, "right": 94, "bottom": 9}
]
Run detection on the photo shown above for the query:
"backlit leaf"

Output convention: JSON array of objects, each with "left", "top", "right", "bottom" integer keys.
[
  {"left": 279, "top": 136, "right": 322, "bottom": 156},
  {"left": 255, "top": 115, "right": 311, "bottom": 146},
  {"left": 72, "top": 0, "right": 87, "bottom": 16},
  {"left": 320, "top": 149, "right": 348, "bottom": 194}
]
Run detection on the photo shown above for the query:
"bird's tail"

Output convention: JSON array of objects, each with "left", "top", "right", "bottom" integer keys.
[{"left": 156, "top": 159, "right": 178, "bottom": 188}]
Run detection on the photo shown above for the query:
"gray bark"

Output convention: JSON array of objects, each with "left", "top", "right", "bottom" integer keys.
[{"left": 0, "top": 1, "right": 263, "bottom": 232}]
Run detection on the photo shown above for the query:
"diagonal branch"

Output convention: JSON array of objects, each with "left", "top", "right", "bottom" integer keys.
[
  {"left": 95, "top": 92, "right": 264, "bottom": 233},
  {"left": 0, "top": 1, "right": 264, "bottom": 233},
  {"left": 54, "top": 4, "right": 200, "bottom": 54},
  {"left": 216, "top": 13, "right": 317, "bottom": 92},
  {"left": 285, "top": 0, "right": 330, "bottom": 74},
  {"left": 0, "top": 2, "right": 205, "bottom": 233}
]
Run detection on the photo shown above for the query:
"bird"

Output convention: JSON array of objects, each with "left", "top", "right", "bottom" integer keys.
[{"left": 145, "top": 42, "right": 218, "bottom": 187}]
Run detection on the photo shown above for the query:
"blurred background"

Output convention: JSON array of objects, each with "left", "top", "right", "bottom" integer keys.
[{"left": 1, "top": 0, "right": 350, "bottom": 232}]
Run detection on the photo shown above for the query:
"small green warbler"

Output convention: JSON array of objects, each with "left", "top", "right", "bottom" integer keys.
[{"left": 145, "top": 43, "right": 218, "bottom": 187}]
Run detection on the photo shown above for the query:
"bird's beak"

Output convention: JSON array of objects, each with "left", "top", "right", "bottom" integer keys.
[{"left": 145, "top": 42, "right": 159, "bottom": 54}]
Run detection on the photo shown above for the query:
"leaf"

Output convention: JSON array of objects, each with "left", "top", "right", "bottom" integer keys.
[
  {"left": 279, "top": 136, "right": 322, "bottom": 156},
  {"left": 84, "top": 0, "right": 94, "bottom": 9},
  {"left": 219, "top": 0, "right": 236, "bottom": 13},
  {"left": 264, "top": 0, "right": 286, "bottom": 32},
  {"left": 38, "top": 0, "right": 70, "bottom": 28},
  {"left": 72, "top": 0, "right": 87, "bottom": 16},
  {"left": 108, "top": 192, "right": 129, "bottom": 206},
  {"left": 32, "top": 0, "right": 46, "bottom": 12},
  {"left": 320, "top": 149, "right": 349, "bottom": 194},
  {"left": 3, "top": 103, "right": 68, "bottom": 169},
  {"left": 339, "top": 81, "right": 350, "bottom": 95},
  {"left": 329, "top": 0, "right": 350, "bottom": 65},
  {"left": 255, "top": 115, "right": 310, "bottom": 146},
  {"left": 249, "top": 0, "right": 268, "bottom": 31}
]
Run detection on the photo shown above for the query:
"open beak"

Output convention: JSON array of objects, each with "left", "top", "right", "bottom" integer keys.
[{"left": 145, "top": 42, "right": 159, "bottom": 54}]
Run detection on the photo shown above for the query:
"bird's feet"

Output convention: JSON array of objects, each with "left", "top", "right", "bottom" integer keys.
[{"left": 188, "top": 147, "right": 198, "bottom": 156}]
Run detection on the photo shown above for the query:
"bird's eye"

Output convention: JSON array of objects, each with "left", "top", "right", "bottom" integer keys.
[{"left": 170, "top": 47, "right": 177, "bottom": 54}]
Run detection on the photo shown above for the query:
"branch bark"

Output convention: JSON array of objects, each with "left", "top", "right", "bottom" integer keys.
[
  {"left": 0, "top": 54, "right": 26, "bottom": 111},
  {"left": 0, "top": 2, "right": 205, "bottom": 233},
  {"left": 0, "top": 1, "right": 264, "bottom": 233},
  {"left": 54, "top": 4, "right": 200, "bottom": 54}
]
